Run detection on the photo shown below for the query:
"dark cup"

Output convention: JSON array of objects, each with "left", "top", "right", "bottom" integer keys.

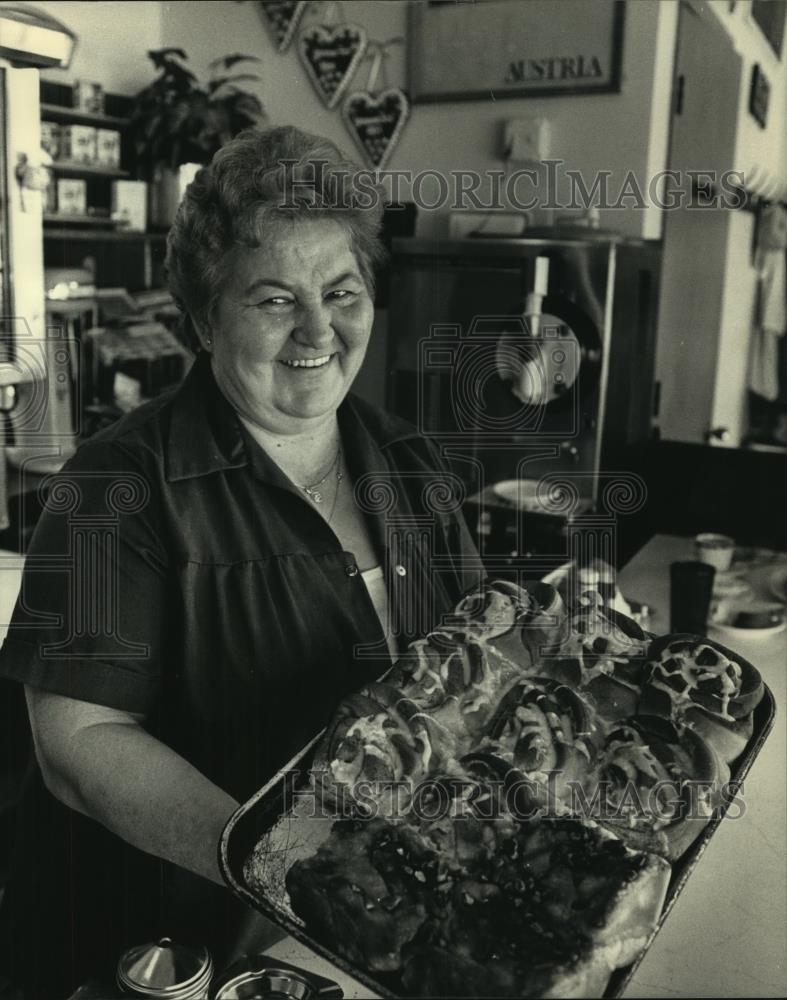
[{"left": 670, "top": 561, "right": 716, "bottom": 634}]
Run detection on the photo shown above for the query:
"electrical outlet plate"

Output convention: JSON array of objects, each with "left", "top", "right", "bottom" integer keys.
[{"left": 502, "top": 117, "right": 550, "bottom": 162}]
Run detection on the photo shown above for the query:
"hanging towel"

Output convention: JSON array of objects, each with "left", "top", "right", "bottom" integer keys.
[{"left": 749, "top": 206, "right": 787, "bottom": 402}]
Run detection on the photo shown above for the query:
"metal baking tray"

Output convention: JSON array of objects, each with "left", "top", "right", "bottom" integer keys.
[{"left": 219, "top": 685, "right": 775, "bottom": 999}]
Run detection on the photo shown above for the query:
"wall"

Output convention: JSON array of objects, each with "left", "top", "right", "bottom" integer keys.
[
  {"left": 696, "top": 1, "right": 787, "bottom": 446},
  {"left": 704, "top": 0, "right": 787, "bottom": 190},
  {"left": 19, "top": 0, "right": 680, "bottom": 239},
  {"left": 159, "top": 0, "right": 677, "bottom": 239},
  {"left": 31, "top": 0, "right": 163, "bottom": 93}
]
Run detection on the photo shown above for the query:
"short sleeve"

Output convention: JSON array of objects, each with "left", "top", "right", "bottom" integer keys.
[{"left": 0, "top": 439, "right": 170, "bottom": 716}]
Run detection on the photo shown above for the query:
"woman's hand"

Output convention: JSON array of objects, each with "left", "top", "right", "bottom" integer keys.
[{"left": 25, "top": 686, "right": 240, "bottom": 886}]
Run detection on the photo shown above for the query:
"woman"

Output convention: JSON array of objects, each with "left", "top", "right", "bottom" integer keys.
[{"left": 0, "top": 127, "right": 482, "bottom": 999}]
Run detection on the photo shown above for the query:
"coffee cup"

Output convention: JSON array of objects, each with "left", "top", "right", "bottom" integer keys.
[{"left": 694, "top": 533, "right": 735, "bottom": 572}]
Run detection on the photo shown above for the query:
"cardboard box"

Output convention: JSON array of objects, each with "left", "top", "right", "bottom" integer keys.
[
  {"left": 60, "top": 125, "right": 97, "bottom": 164},
  {"left": 73, "top": 80, "right": 104, "bottom": 114},
  {"left": 40, "top": 121, "right": 60, "bottom": 159},
  {"left": 56, "top": 179, "right": 87, "bottom": 216},
  {"left": 44, "top": 175, "right": 58, "bottom": 214},
  {"left": 96, "top": 128, "right": 121, "bottom": 168},
  {"left": 111, "top": 180, "right": 147, "bottom": 231}
]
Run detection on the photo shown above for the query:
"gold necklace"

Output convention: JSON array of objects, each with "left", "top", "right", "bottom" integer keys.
[
  {"left": 299, "top": 446, "right": 343, "bottom": 505},
  {"left": 325, "top": 451, "right": 345, "bottom": 525}
]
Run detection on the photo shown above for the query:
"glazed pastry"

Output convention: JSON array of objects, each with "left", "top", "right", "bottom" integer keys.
[
  {"left": 582, "top": 714, "right": 729, "bottom": 860},
  {"left": 401, "top": 827, "right": 670, "bottom": 999},
  {"left": 312, "top": 681, "right": 458, "bottom": 815},
  {"left": 444, "top": 579, "right": 532, "bottom": 641},
  {"left": 639, "top": 635, "right": 764, "bottom": 762},
  {"left": 286, "top": 810, "right": 669, "bottom": 998},
  {"left": 549, "top": 594, "right": 650, "bottom": 720},
  {"left": 275, "top": 579, "right": 761, "bottom": 1000},
  {"left": 483, "top": 678, "right": 597, "bottom": 813},
  {"left": 312, "top": 584, "right": 551, "bottom": 813},
  {"left": 285, "top": 818, "right": 433, "bottom": 972},
  {"left": 404, "top": 630, "right": 520, "bottom": 738},
  {"left": 436, "top": 579, "right": 568, "bottom": 675}
]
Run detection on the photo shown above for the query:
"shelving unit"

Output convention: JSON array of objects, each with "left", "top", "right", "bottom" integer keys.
[
  {"left": 43, "top": 227, "right": 167, "bottom": 243},
  {"left": 40, "top": 102, "right": 129, "bottom": 129},
  {"left": 49, "top": 161, "right": 129, "bottom": 178},
  {"left": 40, "top": 81, "right": 167, "bottom": 291},
  {"left": 43, "top": 213, "right": 116, "bottom": 226}
]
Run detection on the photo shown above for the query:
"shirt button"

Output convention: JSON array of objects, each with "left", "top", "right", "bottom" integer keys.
[
  {"left": 395, "top": 564, "right": 407, "bottom": 577},
  {"left": 345, "top": 564, "right": 359, "bottom": 578}
]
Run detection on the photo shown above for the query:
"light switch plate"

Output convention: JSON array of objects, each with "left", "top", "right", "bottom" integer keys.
[{"left": 502, "top": 117, "right": 550, "bottom": 162}]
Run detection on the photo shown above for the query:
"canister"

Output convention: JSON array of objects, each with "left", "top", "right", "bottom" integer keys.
[{"left": 117, "top": 937, "right": 213, "bottom": 998}]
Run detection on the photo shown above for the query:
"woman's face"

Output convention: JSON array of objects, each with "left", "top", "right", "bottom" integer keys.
[{"left": 207, "top": 217, "right": 374, "bottom": 435}]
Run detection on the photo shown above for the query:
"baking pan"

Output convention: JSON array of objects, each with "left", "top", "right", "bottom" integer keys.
[{"left": 219, "top": 685, "right": 775, "bottom": 999}]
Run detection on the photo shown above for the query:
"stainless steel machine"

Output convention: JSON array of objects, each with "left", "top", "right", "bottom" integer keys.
[{"left": 386, "top": 235, "right": 661, "bottom": 563}]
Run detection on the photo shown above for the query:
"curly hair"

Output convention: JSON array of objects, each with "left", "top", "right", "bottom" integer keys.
[{"left": 165, "top": 126, "right": 387, "bottom": 351}]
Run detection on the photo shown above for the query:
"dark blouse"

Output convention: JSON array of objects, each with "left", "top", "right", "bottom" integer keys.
[{"left": 0, "top": 354, "right": 483, "bottom": 998}]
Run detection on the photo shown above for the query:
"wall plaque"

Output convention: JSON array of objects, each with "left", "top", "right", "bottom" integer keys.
[{"left": 409, "top": 0, "right": 625, "bottom": 103}]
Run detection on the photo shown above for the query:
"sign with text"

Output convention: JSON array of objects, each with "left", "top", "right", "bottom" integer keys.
[{"left": 409, "top": 0, "right": 624, "bottom": 103}]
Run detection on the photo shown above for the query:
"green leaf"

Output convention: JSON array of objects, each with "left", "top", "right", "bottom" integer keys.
[
  {"left": 208, "top": 53, "right": 262, "bottom": 70},
  {"left": 208, "top": 73, "right": 261, "bottom": 95},
  {"left": 129, "top": 47, "right": 266, "bottom": 178},
  {"left": 148, "top": 47, "right": 189, "bottom": 65}
]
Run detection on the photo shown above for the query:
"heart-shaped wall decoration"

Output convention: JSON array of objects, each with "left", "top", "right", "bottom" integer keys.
[
  {"left": 298, "top": 23, "right": 368, "bottom": 109},
  {"left": 259, "top": 0, "right": 307, "bottom": 52},
  {"left": 342, "top": 88, "right": 410, "bottom": 169}
]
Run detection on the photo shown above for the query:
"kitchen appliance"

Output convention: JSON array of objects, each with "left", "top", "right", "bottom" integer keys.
[{"left": 386, "top": 236, "right": 661, "bottom": 564}]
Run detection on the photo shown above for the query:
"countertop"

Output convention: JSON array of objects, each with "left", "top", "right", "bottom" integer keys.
[{"left": 264, "top": 534, "right": 787, "bottom": 998}]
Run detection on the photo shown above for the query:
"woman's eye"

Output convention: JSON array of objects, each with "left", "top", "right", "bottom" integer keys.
[
  {"left": 255, "top": 296, "right": 292, "bottom": 308},
  {"left": 327, "top": 289, "right": 358, "bottom": 302}
]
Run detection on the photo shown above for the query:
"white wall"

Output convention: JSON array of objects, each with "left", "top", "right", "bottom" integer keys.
[
  {"left": 160, "top": 0, "right": 678, "bottom": 239},
  {"left": 704, "top": 0, "right": 787, "bottom": 446},
  {"left": 703, "top": 0, "right": 787, "bottom": 193},
  {"left": 654, "top": 0, "right": 787, "bottom": 447},
  {"left": 32, "top": 0, "right": 163, "bottom": 93}
]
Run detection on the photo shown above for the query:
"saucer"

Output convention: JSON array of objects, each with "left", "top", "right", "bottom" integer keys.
[
  {"left": 709, "top": 619, "right": 786, "bottom": 641},
  {"left": 769, "top": 566, "right": 787, "bottom": 603}
]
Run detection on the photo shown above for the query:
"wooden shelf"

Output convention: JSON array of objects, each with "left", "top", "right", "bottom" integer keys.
[
  {"left": 44, "top": 214, "right": 116, "bottom": 227},
  {"left": 41, "top": 103, "right": 129, "bottom": 129},
  {"left": 43, "top": 226, "right": 167, "bottom": 242},
  {"left": 50, "top": 161, "right": 129, "bottom": 178}
]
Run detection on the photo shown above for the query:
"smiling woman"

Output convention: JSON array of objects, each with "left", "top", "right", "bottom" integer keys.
[
  {"left": 0, "top": 126, "right": 483, "bottom": 998},
  {"left": 210, "top": 219, "right": 374, "bottom": 433}
]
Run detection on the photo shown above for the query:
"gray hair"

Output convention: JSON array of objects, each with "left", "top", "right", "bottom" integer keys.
[{"left": 166, "top": 126, "right": 387, "bottom": 350}]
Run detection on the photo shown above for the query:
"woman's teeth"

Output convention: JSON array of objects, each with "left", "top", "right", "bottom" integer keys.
[{"left": 281, "top": 355, "right": 333, "bottom": 369}]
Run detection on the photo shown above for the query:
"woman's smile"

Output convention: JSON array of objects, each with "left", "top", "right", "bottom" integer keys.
[
  {"left": 208, "top": 217, "right": 374, "bottom": 435},
  {"left": 279, "top": 353, "right": 337, "bottom": 369}
]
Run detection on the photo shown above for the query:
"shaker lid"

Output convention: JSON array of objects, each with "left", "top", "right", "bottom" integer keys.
[{"left": 117, "top": 937, "right": 212, "bottom": 997}]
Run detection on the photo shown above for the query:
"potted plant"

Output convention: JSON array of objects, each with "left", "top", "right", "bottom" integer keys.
[{"left": 129, "top": 48, "right": 267, "bottom": 226}]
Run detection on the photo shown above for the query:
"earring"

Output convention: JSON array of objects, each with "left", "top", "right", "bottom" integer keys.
[{"left": 205, "top": 336, "right": 212, "bottom": 347}]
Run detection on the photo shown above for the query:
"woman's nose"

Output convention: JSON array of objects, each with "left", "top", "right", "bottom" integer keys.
[{"left": 295, "top": 303, "right": 334, "bottom": 348}]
